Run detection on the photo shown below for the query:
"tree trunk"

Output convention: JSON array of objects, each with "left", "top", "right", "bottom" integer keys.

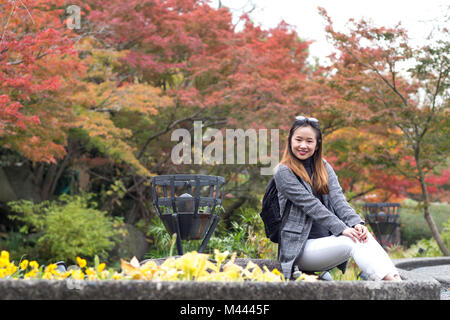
[
  {"left": 40, "top": 163, "right": 57, "bottom": 200},
  {"left": 417, "top": 157, "right": 450, "bottom": 256}
]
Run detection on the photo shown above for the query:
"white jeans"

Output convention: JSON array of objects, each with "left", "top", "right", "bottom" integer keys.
[{"left": 295, "top": 233, "right": 399, "bottom": 280}]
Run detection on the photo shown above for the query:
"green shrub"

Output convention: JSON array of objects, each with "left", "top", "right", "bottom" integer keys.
[
  {"left": 8, "top": 193, "right": 121, "bottom": 264},
  {"left": 406, "top": 218, "right": 450, "bottom": 257},
  {"left": 144, "top": 207, "right": 278, "bottom": 260},
  {"left": 399, "top": 201, "right": 450, "bottom": 246},
  {"left": 207, "top": 207, "right": 278, "bottom": 259}
]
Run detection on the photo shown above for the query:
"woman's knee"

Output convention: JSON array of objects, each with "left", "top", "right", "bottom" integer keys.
[
  {"left": 335, "top": 235, "right": 357, "bottom": 254},
  {"left": 295, "top": 236, "right": 354, "bottom": 271}
]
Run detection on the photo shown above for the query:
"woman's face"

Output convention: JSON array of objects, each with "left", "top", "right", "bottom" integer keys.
[{"left": 291, "top": 125, "right": 318, "bottom": 160}]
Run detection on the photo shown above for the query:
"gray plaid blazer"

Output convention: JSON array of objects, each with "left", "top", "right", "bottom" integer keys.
[{"left": 273, "top": 159, "right": 364, "bottom": 279}]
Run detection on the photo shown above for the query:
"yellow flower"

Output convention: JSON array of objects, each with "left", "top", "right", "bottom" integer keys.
[
  {"left": 45, "top": 264, "right": 59, "bottom": 275},
  {"left": 20, "top": 260, "right": 29, "bottom": 270},
  {"left": 24, "top": 269, "right": 38, "bottom": 279},
  {"left": 271, "top": 268, "right": 285, "bottom": 280},
  {"left": 70, "top": 269, "right": 84, "bottom": 280},
  {"left": 112, "top": 273, "right": 124, "bottom": 280},
  {"left": 174, "top": 251, "right": 211, "bottom": 280},
  {"left": 295, "top": 273, "right": 319, "bottom": 282},
  {"left": 0, "top": 249, "right": 294, "bottom": 282},
  {"left": 0, "top": 251, "right": 10, "bottom": 268},
  {"left": 29, "top": 261, "right": 39, "bottom": 270},
  {"left": 213, "top": 249, "right": 229, "bottom": 272},
  {"left": 97, "top": 263, "right": 106, "bottom": 273},
  {"left": 85, "top": 268, "right": 97, "bottom": 280},
  {"left": 222, "top": 263, "right": 243, "bottom": 281},
  {"left": 76, "top": 257, "right": 87, "bottom": 268},
  {"left": 1, "top": 250, "right": 9, "bottom": 261},
  {"left": 8, "top": 263, "right": 17, "bottom": 276}
]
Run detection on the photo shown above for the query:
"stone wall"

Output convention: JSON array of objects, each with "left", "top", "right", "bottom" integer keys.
[{"left": 0, "top": 277, "right": 441, "bottom": 300}]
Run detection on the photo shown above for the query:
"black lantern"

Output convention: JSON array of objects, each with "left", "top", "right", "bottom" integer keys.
[
  {"left": 363, "top": 202, "right": 400, "bottom": 248},
  {"left": 150, "top": 174, "right": 225, "bottom": 255}
]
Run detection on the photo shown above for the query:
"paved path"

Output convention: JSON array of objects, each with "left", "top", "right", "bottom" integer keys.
[
  {"left": 394, "top": 257, "right": 450, "bottom": 300},
  {"left": 410, "top": 265, "right": 450, "bottom": 300}
]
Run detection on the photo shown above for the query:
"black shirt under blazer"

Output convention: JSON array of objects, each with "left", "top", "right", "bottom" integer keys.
[{"left": 274, "top": 159, "right": 364, "bottom": 280}]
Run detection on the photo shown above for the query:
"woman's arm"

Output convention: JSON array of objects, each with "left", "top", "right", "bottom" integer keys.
[
  {"left": 274, "top": 165, "right": 348, "bottom": 236},
  {"left": 324, "top": 161, "right": 365, "bottom": 227}
]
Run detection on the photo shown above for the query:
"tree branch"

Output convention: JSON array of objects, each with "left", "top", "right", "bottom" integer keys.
[
  {"left": 136, "top": 109, "right": 203, "bottom": 159},
  {"left": 344, "top": 47, "right": 409, "bottom": 106},
  {"left": 6, "top": 46, "right": 57, "bottom": 65}
]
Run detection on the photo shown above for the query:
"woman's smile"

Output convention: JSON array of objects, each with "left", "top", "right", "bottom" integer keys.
[{"left": 291, "top": 126, "right": 318, "bottom": 160}]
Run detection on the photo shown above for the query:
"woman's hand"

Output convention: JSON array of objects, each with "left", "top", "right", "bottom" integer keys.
[
  {"left": 354, "top": 224, "right": 369, "bottom": 243},
  {"left": 342, "top": 225, "right": 369, "bottom": 243},
  {"left": 341, "top": 227, "right": 361, "bottom": 242}
]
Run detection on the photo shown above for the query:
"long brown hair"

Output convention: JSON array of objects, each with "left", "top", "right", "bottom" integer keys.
[{"left": 279, "top": 118, "right": 329, "bottom": 195}]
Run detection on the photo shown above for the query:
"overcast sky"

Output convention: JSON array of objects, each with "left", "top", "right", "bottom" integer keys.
[{"left": 211, "top": 0, "right": 449, "bottom": 65}]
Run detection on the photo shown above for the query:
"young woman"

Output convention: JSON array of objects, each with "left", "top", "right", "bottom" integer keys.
[{"left": 274, "top": 116, "right": 401, "bottom": 281}]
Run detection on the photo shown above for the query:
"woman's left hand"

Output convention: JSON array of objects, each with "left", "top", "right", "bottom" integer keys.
[{"left": 353, "top": 224, "right": 369, "bottom": 243}]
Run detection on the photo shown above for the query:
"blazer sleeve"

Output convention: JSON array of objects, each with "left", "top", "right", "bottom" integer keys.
[
  {"left": 274, "top": 165, "right": 348, "bottom": 236},
  {"left": 324, "top": 161, "right": 365, "bottom": 227}
]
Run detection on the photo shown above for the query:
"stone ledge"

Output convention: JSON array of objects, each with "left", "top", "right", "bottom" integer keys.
[{"left": 0, "top": 277, "right": 440, "bottom": 300}]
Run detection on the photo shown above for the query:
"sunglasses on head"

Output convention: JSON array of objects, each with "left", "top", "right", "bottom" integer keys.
[{"left": 295, "top": 115, "right": 319, "bottom": 126}]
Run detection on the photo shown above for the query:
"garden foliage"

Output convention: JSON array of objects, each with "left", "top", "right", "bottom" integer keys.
[{"left": 7, "top": 193, "right": 122, "bottom": 264}]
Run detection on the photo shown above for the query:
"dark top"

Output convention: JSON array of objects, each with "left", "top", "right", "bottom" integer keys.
[{"left": 300, "top": 157, "right": 332, "bottom": 239}]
